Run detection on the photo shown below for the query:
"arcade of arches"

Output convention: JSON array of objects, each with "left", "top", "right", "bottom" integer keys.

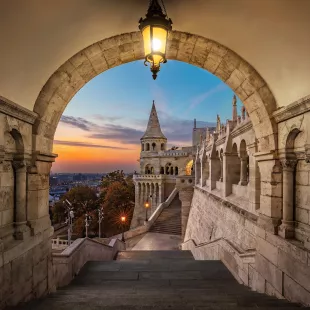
[{"left": 1, "top": 0, "right": 310, "bottom": 307}]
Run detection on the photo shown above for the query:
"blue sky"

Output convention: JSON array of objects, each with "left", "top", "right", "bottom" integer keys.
[{"left": 53, "top": 60, "right": 242, "bottom": 173}]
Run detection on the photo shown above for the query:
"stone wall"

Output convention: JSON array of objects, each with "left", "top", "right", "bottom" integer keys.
[
  {"left": 184, "top": 187, "right": 310, "bottom": 305},
  {"left": 0, "top": 226, "right": 54, "bottom": 308}
]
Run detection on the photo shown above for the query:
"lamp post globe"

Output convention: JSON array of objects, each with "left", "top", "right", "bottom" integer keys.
[{"left": 121, "top": 216, "right": 126, "bottom": 242}]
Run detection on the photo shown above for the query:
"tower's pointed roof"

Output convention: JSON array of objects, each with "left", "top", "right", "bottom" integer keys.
[{"left": 141, "top": 101, "right": 167, "bottom": 140}]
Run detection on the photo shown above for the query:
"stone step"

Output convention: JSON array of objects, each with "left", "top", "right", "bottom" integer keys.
[
  {"left": 11, "top": 250, "right": 305, "bottom": 310},
  {"left": 116, "top": 250, "right": 193, "bottom": 260}
]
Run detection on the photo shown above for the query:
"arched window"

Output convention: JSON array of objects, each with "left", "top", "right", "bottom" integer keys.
[
  {"left": 145, "top": 164, "right": 153, "bottom": 174},
  {"left": 175, "top": 167, "right": 179, "bottom": 175},
  {"left": 170, "top": 166, "right": 174, "bottom": 175},
  {"left": 165, "top": 163, "right": 172, "bottom": 175},
  {"left": 160, "top": 167, "right": 164, "bottom": 174},
  {"left": 161, "top": 143, "right": 165, "bottom": 151},
  {"left": 142, "top": 143, "right": 144, "bottom": 151},
  {"left": 146, "top": 143, "right": 150, "bottom": 151},
  {"left": 152, "top": 142, "right": 156, "bottom": 151}
]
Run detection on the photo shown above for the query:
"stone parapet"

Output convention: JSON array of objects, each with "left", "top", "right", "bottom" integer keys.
[
  {"left": 52, "top": 238, "right": 125, "bottom": 288},
  {"left": 184, "top": 187, "right": 310, "bottom": 306}
]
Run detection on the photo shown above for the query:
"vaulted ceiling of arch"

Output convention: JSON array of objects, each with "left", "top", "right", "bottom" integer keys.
[{"left": 0, "top": 0, "right": 309, "bottom": 111}]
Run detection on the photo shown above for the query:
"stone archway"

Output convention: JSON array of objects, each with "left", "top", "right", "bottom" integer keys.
[{"left": 33, "top": 31, "right": 277, "bottom": 155}]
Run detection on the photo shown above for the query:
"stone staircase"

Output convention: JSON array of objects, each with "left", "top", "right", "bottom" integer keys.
[
  {"left": 149, "top": 193, "right": 181, "bottom": 235},
  {"left": 13, "top": 250, "right": 306, "bottom": 310}
]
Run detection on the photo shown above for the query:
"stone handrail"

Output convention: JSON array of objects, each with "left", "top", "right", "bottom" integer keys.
[
  {"left": 147, "top": 187, "right": 179, "bottom": 225},
  {"left": 181, "top": 237, "right": 255, "bottom": 285},
  {"left": 111, "top": 187, "right": 179, "bottom": 242},
  {"left": 52, "top": 237, "right": 125, "bottom": 288}
]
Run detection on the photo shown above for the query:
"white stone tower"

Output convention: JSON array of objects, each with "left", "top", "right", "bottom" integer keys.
[{"left": 131, "top": 101, "right": 194, "bottom": 228}]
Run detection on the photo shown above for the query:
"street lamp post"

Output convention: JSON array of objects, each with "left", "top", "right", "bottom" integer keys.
[
  {"left": 144, "top": 200, "right": 150, "bottom": 221},
  {"left": 98, "top": 207, "right": 104, "bottom": 238},
  {"left": 64, "top": 199, "right": 74, "bottom": 245},
  {"left": 121, "top": 216, "right": 126, "bottom": 242},
  {"left": 85, "top": 213, "right": 92, "bottom": 238}
]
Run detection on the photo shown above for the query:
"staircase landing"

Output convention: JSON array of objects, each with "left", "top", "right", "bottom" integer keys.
[
  {"left": 11, "top": 250, "right": 305, "bottom": 310},
  {"left": 131, "top": 232, "right": 181, "bottom": 251}
]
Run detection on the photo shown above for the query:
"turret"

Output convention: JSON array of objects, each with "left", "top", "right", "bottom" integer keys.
[
  {"left": 141, "top": 100, "right": 167, "bottom": 152},
  {"left": 232, "top": 95, "right": 238, "bottom": 122}
]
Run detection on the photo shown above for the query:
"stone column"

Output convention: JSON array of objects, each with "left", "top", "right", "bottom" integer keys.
[
  {"left": 158, "top": 183, "right": 164, "bottom": 204},
  {"left": 210, "top": 157, "right": 220, "bottom": 190},
  {"left": 256, "top": 153, "right": 282, "bottom": 235},
  {"left": 140, "top": 183, "right": 145, "bottom": 207},
  {"left": 223, "top": 153, "right": 233, "bottom": 196},
  {"left": 146, "top": 183, "right": 150, "bottom": 204},
  {"left": 248, "top": 143, "right": 260, "bottom": 212},
  {"left": 279, "top": 159, "right": 297, "bottom": 239},
  {"left": 13, "top": 160, "right": 30, "bottom": 240},
  {"left": 179, "top": 188, "right": 194, "bottom": 239},
  {"left": 219, "top": 157, "right": 223, "bottom": 182},
  {"left": 150, "top": 183, "right": 154, "bottom": 213},
  {"left": 239, "top": 157, "right": 248, "bottom": 186},
  {"left": 195, "top": 160, "right": 201, "bottom": 185}
]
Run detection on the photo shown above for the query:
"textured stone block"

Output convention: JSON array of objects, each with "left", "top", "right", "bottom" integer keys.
[
  {"left": 278, "top": 249, "right": 310, "bottom": 292},
  {"left": 33, "top": 278, "right": 47, "bottom": 298},
  {"left": 255, "top": 253, "right": 282, "bottom": 293},
  {"left": 33, "top": 257, "right": 47, "bottom": 288},
  {"left": 296, "top": 207, "right": 309, "bottom": 224},
  {"left": 284, "top": 274, "right": 310, "bottom": 305},
  {"left": 203, "top": 52, "right": 221, "bottom": 73},
  {"left": 257, "top": 237, "right": 278, "bottom": 265},
  {"left": 12, "top": 250, "right": 33, "bottom": 284}
]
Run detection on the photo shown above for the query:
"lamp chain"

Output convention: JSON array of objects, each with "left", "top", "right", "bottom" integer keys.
[{"left": 160, "top": 0, "right": 169, "bottom": 17}]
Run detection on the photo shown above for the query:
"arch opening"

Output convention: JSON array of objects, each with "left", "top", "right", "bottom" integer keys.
[{"left": 33, "top": 31, "right": 277, "bottom": 156}]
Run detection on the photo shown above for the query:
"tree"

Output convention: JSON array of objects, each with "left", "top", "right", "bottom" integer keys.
[
  {"left": 52, "top": 186, "right": 99, "bottom": 226},
  {"left": 101, "top": 170, "right": 126, "bottom": 188}
]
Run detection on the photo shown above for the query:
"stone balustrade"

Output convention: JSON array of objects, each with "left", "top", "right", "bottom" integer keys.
[{"left": 52, "top": 238, "right": 69, "bottom": 250}]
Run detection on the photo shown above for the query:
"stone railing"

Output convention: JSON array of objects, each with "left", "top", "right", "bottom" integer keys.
[
  {"left": 112, "top": 187, "right": 179, "bottom": 242},
  {"left": 52, "top": 237, "right": 125, "bottom": 288},
  {"left": 133, "top": 174, "right": 177, "bottom": 181},
  {"left": 159, "top": 151, "right": 188, "bottom": 157},
  {"left": 147, "top": 187, "right": 179, "bottom": 225},
  {"left": 176, "top": 175, "right": 195, "bottom": 189},
  {"left": 51, "top": 238, "right": 69, "bottom": 250},
  {"left": 181, "top": 237, "right": 255, "bottom": 286},
  {"left": 133, "top": 174, "right": 164, "bottom": 180}
]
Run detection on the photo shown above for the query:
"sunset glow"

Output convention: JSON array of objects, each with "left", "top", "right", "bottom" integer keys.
[{"left": 52, "top": 60, "right": 241, "bottom": 173}]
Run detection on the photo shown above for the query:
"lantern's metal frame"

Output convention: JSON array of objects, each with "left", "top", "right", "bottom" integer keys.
[{"left": 139, "top": 0, "right": 172, "bottom": 80}]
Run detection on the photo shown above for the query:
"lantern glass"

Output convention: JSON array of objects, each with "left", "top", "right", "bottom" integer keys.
[
  {"left": 152, "top": 26, "right": 167, "bottom": 54},
  {"left": 142, "top": 26, "right": 151, "bottom": 56}
]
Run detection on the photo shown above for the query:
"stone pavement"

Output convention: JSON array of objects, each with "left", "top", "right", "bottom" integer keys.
[
  {"left": 9, "top": 250, "right": 306, "bottom": 310},
  {"left": 131, "top": 232, "right": 182, "bottom": 250}
]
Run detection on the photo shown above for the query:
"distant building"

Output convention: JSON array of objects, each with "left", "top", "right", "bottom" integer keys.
[{"left": 131, "top": 101, "right": 205, "bottom": 228}]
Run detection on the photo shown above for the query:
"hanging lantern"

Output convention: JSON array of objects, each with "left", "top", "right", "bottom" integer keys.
[{"left": 139, "top": 0, "right": 172, "bottom": 80}]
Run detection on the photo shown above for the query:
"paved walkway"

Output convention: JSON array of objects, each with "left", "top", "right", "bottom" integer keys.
[{"left": 131, "top": 232, "right": 182, "bottom": 251}]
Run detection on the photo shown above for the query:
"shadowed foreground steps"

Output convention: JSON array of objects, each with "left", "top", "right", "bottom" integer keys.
[{"left": 9, "top": 250, "right": 307, "bottom": 310}]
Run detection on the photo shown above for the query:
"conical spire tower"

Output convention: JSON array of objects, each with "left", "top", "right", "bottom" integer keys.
[{"left": 141, "top": 101, "right": 167, "bottom": 140}]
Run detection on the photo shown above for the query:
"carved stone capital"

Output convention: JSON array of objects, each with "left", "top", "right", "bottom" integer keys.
[
  {"left": 305, "top": 144, "right": 310, "bottom": 163},
  {"left": 280, "top": 159, "right": 298, "bottom": 171},
  {"left": 12, "top": 160, "right": 26, "bottom": 171}
]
